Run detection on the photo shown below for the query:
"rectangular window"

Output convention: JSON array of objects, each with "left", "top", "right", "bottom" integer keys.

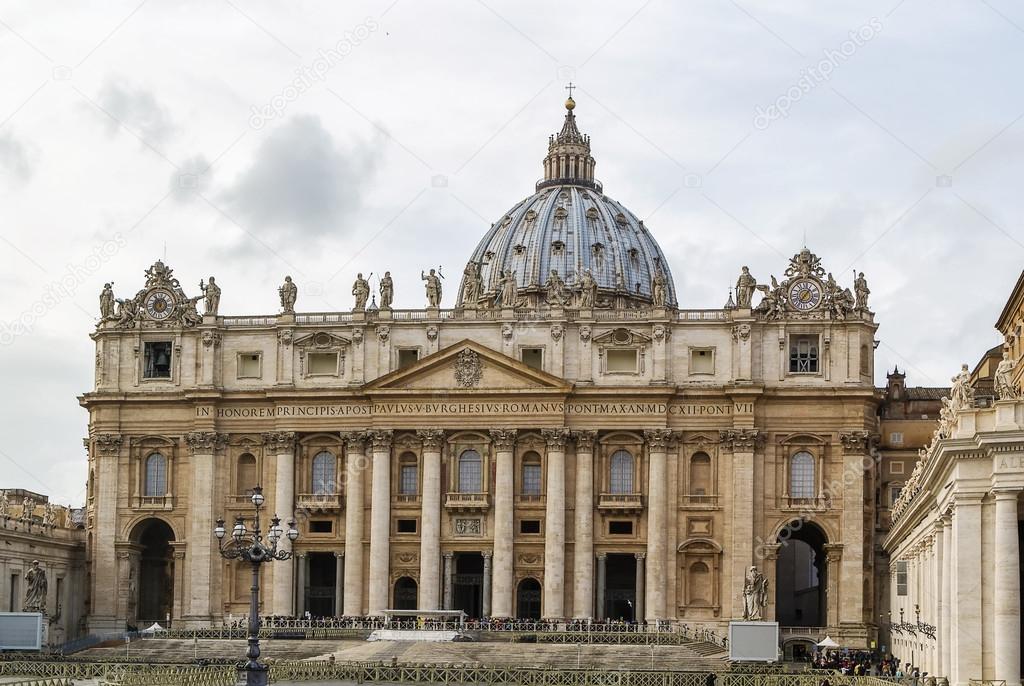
[
  {"left": 397, "top": 349, "right": 419, "bottom": 370},
  {"left": 307, "top": 352, "right": 339, "bottom": 376},
  {"left": 609, "top": 520, "right": 633, "bottom": 535},
  {"left": 606, "top": 349, "right": 639, "bottom": 373},
  {"left": 143, "top": 341, "right": 172, "bottom": 379},
  {"left": 896, "top": 560, "right": 908, "bottom": 596},
  {"left": 890, "top": 486, "right": 903, "bottom": 505},
  {"left": 237, "top": 353, "right": 261, "bottom": 379},
  {"left": 789, "top": 335, "right": 819, "bottom": 373},
  {"left": 890, "top": 460, "right": 905, "bottom": 475},
  {"left": 397, "top": 519, "right": 417, "bottom": 534},
  {"left": 521, "top": 463, "right": 542, "bottom": 495},
  {"left": 889, "top": 432, "right": 904, "bottom": 447},
  {"left": 690, "top": 348, "right": 715, "bottom": 375},
  {"left": 309, "top": 520, "right": 333, "bottom": 533},
  {"left": 400, "top": 464, "right": 418, "bottom": 495},
  {"left": 521, "top": 347, "right": 543, "bottom": 370},
  {"left": 520, "top": 519, "right": 541, "bottom": 534}
]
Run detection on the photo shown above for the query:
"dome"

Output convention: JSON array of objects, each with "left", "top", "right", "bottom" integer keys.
[{"left": 457, "top": 97, "right": 677, "bottom": 309}]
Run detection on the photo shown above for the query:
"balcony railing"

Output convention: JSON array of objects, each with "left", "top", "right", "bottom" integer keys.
[
  {"left": 133, "top": 495, "right": 173, "bottom": 510},
  {"left": 393, "top": 494, "right": 420, "bottom": 505},
  {"left": 597, "top": 493, "right": 643, "bottom": 513},
  {"left": 517, "top": 494, "right": 545, "bottom": 505},
  {"left": 296, "top": 493, "right": 344, "bottom": 512},
  {"left": 445, "top": 492, "right": 489, "bottom": 512}
]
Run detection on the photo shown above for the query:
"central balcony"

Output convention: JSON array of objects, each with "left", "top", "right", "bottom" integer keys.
[
  {"left": 598, "top": 493, "right": 643, "bottom": 514},
  {"left": 445, "top": 492, "right": 489, "bottom": 513},
  {"left": 295, "top": 493, "right": 344, "bottom": 513}
]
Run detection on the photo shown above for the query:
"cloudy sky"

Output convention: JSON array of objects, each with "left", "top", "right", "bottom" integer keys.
[{"left": 2, "top": 1, "right": 1023, "bottom": 505}]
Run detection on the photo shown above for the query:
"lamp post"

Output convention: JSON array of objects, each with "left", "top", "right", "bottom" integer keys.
[{"left": 214, "top": 486, "right": 298, "bottom": 686}]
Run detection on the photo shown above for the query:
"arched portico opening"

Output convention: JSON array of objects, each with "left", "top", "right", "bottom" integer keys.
[
  {"left": 516, "top": 578, "right": 541, "bottom": 619},
  {"left": 394, "top": 577, "right": 418, "bottom": 610},
  {"left": 130, "top": 518, "right": 175, "bottom": 625},
  {"left": 775, "top": 520, "right": 827, "bottom": 627}
]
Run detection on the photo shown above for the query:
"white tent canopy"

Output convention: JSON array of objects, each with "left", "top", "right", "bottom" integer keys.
[
  {"left": 142, "top": 623, "right": 165, "bottom": 634},
  {"left": 817, "top": 636, "right": 841, "bottom": 648}
]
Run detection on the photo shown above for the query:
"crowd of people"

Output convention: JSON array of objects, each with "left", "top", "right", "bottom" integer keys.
[{"left": 811, "top": 650, "right": 924, "bottom": 679}]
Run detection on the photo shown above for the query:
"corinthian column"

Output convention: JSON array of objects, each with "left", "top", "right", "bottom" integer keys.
[
  {"left": 542, "top": 428, "right": 569, "bottom": 619},
  {"left": 185, "top": 431, "right": 225, "bottom": 625},
  {"left": 489, "top": 429, "right": 517, "bottom": 617},
  {"left": 417, "top": 429, "right": 445, "bottom": 610},
  {"left": 367, "top": 430, "right": 393, "bottom": 616},
  {"left": 643, "top": 429, "right": 673, "bottom": 620},
  {"left": 342, "top": 432, "right": 367, "bottom": 616},
  {"left": 995, "top": 489, "right": 1021, "bottom": 686},
  {"left": 721, "top": 428, "right": 758, "bottom": 618},
  {"left": 263, "top": 431, "right": 296, "bottom": 616},
  {"left": 572, "top": 431, "right": 597, "bottom": 619}
]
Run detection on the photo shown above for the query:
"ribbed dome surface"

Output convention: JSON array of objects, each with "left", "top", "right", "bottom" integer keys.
[{"left": 459, "top": 184, "right": 677, "bottom": 307}]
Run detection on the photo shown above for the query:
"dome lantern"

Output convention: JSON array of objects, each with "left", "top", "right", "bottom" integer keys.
[{"left": 537, "top": 84, "right": 599, "bottom": 193}]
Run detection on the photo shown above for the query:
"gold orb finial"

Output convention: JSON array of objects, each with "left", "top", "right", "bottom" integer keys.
[{"left": 565, "top": 96, "right": 576, "bottom": 111}]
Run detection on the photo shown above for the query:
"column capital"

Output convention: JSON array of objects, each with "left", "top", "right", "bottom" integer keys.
[
  {"left": 719, "top": 429, "right": 761, "bottom": 452},
  {"left": 993, "top": 488, "right": 1021, "bottom": 501},
  {"left": 94, "top": 433, "right": 122, "bottom": 455},
  {"left": 489, "top": 429, "right": 518, "bottom": 450},
  {"left": 416, "top": 429, "right": 445, "bottom": 451},
  {"left": 643, "top": 428, "right": 676, "bottom": 450},
  {"left": 634, "top": 552, "right": 646, "bottom": 561},
  {"left": 762, "top": 543, "right": 782, "bottom": 561},
  {"left": 839, "top": 430, "right": 878, "bottom": 454},
  {"left": 571, "top": 430, "right": 597, "bottom": 451},
  {"left": 341, "top": 431, "right": 369, "bottom": 452},
  {"left": 262, "top": 431, "right": 296, "bottom": 453},
  {"left": 541, "top": 428, "right": 570, "bottom": 448},
  {"left": 334, "top": 551, "right": 344, "bottom": 559},
  {"left": 443, "top": 551, "right": 454, "bottom": 560},
  {"left": 823, "top": 543, "right": 844, "bottom": 562},
  {"left": 482, "top": 550, "right": 493, "bottom": 560},
  {"left": 368, "top": 429, "right": 393, "bottom": 451},
  {"left": 184, "top": 431, "right": 227, "bottom": 455},
  {"left": 596, "top": 552, "right": 608, "bottom": 560}
]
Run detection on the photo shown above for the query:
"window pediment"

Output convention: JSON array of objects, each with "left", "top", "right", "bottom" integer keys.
[
  {"left": 592, "top": 327, "right": 652, "bottom": 346},
  {"left": 293, "top": 331, "right": 350, "bottom": 349}
]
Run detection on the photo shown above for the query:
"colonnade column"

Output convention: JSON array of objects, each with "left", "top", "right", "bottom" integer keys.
[
  {"left": 417, "top": 429, "right": 444, "bottom": 611},
  {"left": 824, "top": 544, "right": 843, "bottom": 629},
  {"left": 596, "top": 553, "right": 607, "bottom": 620},
  {"left": 952, "top": 495, "right": 983, "bottom": 686},
  {"left": 994, "top": 489, "right": 1021, "bottom": 686},
  {"left": 443, "top": 553, "right": 454, "bottom": 610},
  {"left": 643, "top": 429, "right": 672, "bottom": 620},
  {"left": 931, "top": 519, "right": 944, "bottom": 678},
  {"left": 482, "top": 551, "right": 492, "bottom": 618},
  {"left": 342, "top": 432, "right": 368, "bottom": 616},
  {"left": 264, "top": 431, "right": 296, "bottom": 616},
  {"left": 89, "top": 434, "right": 122, "bottom": 632},
  {"left": 634, "top": 553, "right": 645, "bottom": 622},
  {"left": 722, "top": 429, "right": 758, "bottom": 618},
  {"left": 490, "top": 430, "right": 517, "bottom": 617},
  {"left": 940, "top": 510, "right": 952, "bottom": 680},
  {"left": 295, "top": 553, "right": 307, "bottom": 616},
  {"left": 368, "top": 430, "right": 394, "bottom": 616},
  {"left": 572, "top": 431, "right": 597, "bottom": 619},
  {"left": 184, "top": 431, "right": 225, "bottom": 624},
  {"left": 542, "top": 428, "right": 569, "bottom": 618},
  {"left": 838, "top": 432, "right": 869, "bottom": 626},
  {"left": 334, "top": 552, "right": 344, "bottom": 617}
]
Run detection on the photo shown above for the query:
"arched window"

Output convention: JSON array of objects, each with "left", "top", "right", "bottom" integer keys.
[
  {"left": 236, "top": 454, "right": 257, "bottom": 493},
  {"left": 312, "top": 451, "right": 336, "bottom": 495},
  {"left": 394, "top": 577, "right": 417, "bottom": 610},
  {"left": 688, "top": 561, "right": 711, "bottom": 604},
  {"left": 458, "top": 450, "right": 482, "bottom": 492},
  {"left": 399, "top": 452, "right": 418, "bottom": 495},
  {"left": 521, "top": 451, "right": 542, "bottom": 496},
  {"left": 689, "top": 452, "right": 711, "bottom": 496},
  {"left": 790, "top": 451, "right": 815, "bottom": 499},
  {"left": 609, "top": 450, "right": 634, "bottom": 494},
  {"left": 144, "top": 453, "right": 167, "bottom": 497}
]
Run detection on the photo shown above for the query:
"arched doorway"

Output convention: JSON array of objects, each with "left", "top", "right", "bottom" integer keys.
[
  {"left": 516, "top": 578, "right": 541, "bottom": 619},
  {"left": 132, "top": 519, "right": 175, "bottom": 625},
  {"left": 775, "top": 520, "right": 827, "bottom": 627},
  {"left": 394, "top": 577, "right": 417, "bottom": 610}
]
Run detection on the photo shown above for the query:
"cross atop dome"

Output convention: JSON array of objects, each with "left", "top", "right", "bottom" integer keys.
[{"left": 537, "top": 91, "right": 599, "bottom": 192}]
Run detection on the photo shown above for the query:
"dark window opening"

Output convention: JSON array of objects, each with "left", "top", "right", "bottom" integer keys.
[
  {"left": 398, "top": 349, "right": 419, "bottom": 369},
  {"left": 309, "top": 520, "right": 333, "bottom": 533},
  {"left": 397, "top": 519, "right": 417, "bottom": 534},
  {"left": 143, "top": 341, "right": 172, "bottom": 378},
  {"left": 520, "top": 519, "right": 541, "bottom": 534},
  {"left": 609, "top": 520, "right": 633, "bottom": 535}
]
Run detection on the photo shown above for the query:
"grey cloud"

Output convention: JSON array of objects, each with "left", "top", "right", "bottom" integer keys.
[
  {"left": 0, "top": 132, "right": 34, "bottom": 184},
  {"left": 220, "top": 115, "right": 379, "bottom": 240},
  {"left": 168, "top": 155, "right": 213, "bottom": 203},
  {"left": 97, "top": 79, "right": 176, "bottom": 143}
]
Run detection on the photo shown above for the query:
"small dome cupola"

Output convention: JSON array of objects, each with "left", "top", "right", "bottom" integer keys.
[{"left": 537, "top": 84, "right": 600, "bottom": 192}]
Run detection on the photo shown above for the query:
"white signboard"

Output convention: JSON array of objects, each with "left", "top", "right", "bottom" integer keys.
[
  {"left": 729, "top": 621, "right": 780, "bottom": 662},
  {"left": 0, "top": 612, "right": 43, "bottom": 650}
]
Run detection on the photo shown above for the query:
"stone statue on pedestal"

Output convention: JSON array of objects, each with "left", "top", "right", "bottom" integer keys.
[
  {"left": 99, "top": 283, "right": 115, "bottom": 320},
  {"left": 735, "top": 267, "right": 756, "bottom": 308},
  {"left": 461, "top": 262, "right": 482, "bottom": 306},
  {"left": 854, "top": 272, "right": 870, "bottom": 311},
  {"left": 279, "top": 276, "right": 297, "bottom": 313},
  {"left": 379, "top": 271, "right": 394, "bottom": 309},
  {"left": 545, "top": 269, "right": 566, "bottom": 307},
  {"left": 742, "top": 565, "right": 768, "bottom": 621},
  {"left": 21, "top": 495, "right": 34, "bottom": 523},
  {"left": 199, "top": 277, "right": 220, "bottom": 315},
  {"left": 422, "top": 269, "right": 442, "bottom": 307},
  {"left": 577, "top": 269, "right": 597, "bottom": 308},
  {"left": 352, "top": 273, "right": 370, "bottom": 311},
  {"left": 651, "top": 268, "right": 667, "bottom": 308},
  {"left": 43, "top": 502, "right": 57, "bottom": 528},
  {"left": 0, "top": 491, "right": 9, "bottom": 519},
  {"left": 498, "top": 270, "right": 519, "bottom": 308},
  {"left": 23, "top": 560, "right": 47, "bottom": 613},
  {"left": 995, "top": 352, "right": 1020, "bottom": 400}
]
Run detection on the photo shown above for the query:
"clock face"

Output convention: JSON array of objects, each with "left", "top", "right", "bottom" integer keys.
[
  {"left": 145, "top": 289, "right": 175, "bottom": 320},
  {"left": 788, "top": 279, "right": 822, "bottom": 311}
]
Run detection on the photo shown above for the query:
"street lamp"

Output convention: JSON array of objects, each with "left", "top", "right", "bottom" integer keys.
[{"left": 214, "top": 486, "right": 298, "bottom": 686}]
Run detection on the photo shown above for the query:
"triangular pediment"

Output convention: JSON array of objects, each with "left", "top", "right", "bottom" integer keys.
[{"left": 365, "top": 339, "right": 571, "bottom": 393}]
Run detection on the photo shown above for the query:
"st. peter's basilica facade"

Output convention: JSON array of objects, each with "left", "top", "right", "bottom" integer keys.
[{"left": 82, "top": 97, "right": 880, "bottom": 650}]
